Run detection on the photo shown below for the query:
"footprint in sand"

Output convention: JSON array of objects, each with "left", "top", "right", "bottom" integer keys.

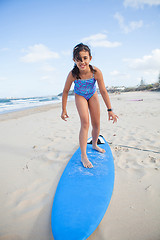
[
  {"left": 7, "top": 179, "right": 51, "bottom": 218},
  {"left": 149, "top": 155, "right": 156, "bottom": 163}
]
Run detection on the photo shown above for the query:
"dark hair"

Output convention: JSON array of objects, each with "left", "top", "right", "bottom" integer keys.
[{"left": 72, "top": 43, "right": 96, "bottom": 79}]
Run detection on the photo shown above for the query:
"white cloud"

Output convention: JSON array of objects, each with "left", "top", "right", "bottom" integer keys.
[
  {"left": 41, "top": 75, "right": 50, "bottom": 80},
  {"left": 0, "top": 48, "right": 9, "bottom": 52},
  {"left": 81, "top": 33, "right": 121, "bottom": 48},
  {"left": 124, "top": 49, "right": 160, "bottom": 71},
  {"left": 61, "top": 50, "right": 71, "bottom": 56},
  {"left": 21, "top": 44, "right": 60, "bottom": 63},
  {"left": 124, "top": 0, "right": 160, "bottom": 8},
  {"left": 0, "top": 77, "right": 7, "bottom": 81},
  {"left": 110, "top": 70, "right": 130, "bottom": 78},
  {"left": 42, "top": 64, "right": 55, "bottom": 72},
  {"left": 114, "top": 12, "right": 143, "bottom": 33},
  {"left": 110, "top": 70, "right": 122, "bottom": 76}
]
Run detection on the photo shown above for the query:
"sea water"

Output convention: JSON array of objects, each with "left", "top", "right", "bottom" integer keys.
[{"left": 0, "top": 95, "right": 63, "bottom": 114}]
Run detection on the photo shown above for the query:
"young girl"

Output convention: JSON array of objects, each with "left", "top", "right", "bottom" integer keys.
[{"left": 61, "top": 43, "right": 118, "bottom": 168}]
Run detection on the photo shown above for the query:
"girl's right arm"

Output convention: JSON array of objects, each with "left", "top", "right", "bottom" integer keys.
[{"left": 61, "top": 71, "right": 75, "bottom": 121}]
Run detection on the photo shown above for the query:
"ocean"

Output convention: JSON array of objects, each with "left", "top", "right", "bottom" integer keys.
[{"left": 0, "top": 95, "right": 64, "bottom": 114}]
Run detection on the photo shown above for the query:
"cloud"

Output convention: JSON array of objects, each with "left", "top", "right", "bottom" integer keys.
[
  {"left": 61, "top": 50, "right": 71, "bottom": 56},
  {"left": 0, "top": 77, "right": 7, "bottom": 81},
  {"left": 110, "top": 70, "right": 130, "bottom": 79},
  {"left": 114, "top": 12, "right": 143, "bottom": 33},
  {"left": 81, "top": 33, "right": 121, "bottom": 48},
  {"left": 123, "top": 0, "right": 160, "bottom": 8},
  {"left": 41, "top": 64, "right": 55, "bottom": 72},
  {"left": 124, "top": 49, "right": 160, "bottom": 72},
  {"left": 41, "top": 75, "right": 50, "bottom": 80},
  {"left": 110, "top": 70, "right": 120, "bottom": 76},
  {"left": 0, "top": 48, "right": 9, "bottom": 52},
  {"left": 21, "top": 44, "right": 60, "bottom": 63}
]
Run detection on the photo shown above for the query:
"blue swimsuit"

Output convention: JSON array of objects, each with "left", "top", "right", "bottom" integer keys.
[{"left": 74, "top": 72, "right": 96, "bottom": 101}]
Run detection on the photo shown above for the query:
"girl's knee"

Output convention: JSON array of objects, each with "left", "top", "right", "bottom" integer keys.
[
  {"left": 81, "top": 119, "right": 89, "bottom": 130},
  {"left": 92, "top": 120, "right": 100, "bottom": 129},
  {"left": 92, "top": 123, "right": 100, "bottom": 132}
]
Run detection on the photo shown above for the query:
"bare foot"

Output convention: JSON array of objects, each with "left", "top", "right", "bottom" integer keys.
[
  {"left": 81, "top": 156, "right": 93, "bottom": 168},
  {"left": 92, "top": 145, "right": 105, "bottom": 153}
]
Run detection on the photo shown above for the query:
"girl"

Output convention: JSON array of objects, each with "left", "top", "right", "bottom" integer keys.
[{"left": 61, "top": 43, "right": 118, "bottom": 168}]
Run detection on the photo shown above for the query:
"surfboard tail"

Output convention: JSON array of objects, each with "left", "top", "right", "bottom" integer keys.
[{"left": 87, "top": 135, "right": 105, "bottom": 145}]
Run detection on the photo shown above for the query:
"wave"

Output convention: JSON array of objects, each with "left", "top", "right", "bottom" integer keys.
[
  {"left": 0, "top": 98, "right": 12, "bottom": 103},
  {"left": 0, "top": 95, "right": 61, "bottom": 114}
]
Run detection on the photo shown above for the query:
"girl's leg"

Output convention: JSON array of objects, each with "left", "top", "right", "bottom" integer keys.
[
  {"left": 88, "top": 92, "right": 105, "bottom": 153},
  {"left": 75, "top": 94, "right": 93, "bottom": 168}
]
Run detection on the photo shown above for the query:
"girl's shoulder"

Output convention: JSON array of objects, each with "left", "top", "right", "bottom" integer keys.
[
  {"left": 67, "top": 70, "right": 76, "bottom": 82},
  {"left": 93, "top": 66, "right": 103, "bottom": 79}
]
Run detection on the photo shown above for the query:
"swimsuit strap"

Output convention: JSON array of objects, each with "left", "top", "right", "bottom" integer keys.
[{"left": 92, "top": 66, "right": 95, "bottom": 78}]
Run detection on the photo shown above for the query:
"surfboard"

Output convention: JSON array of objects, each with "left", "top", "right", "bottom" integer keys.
[{"left": 51, "top": 135, "right": 114, "bottom": 240}]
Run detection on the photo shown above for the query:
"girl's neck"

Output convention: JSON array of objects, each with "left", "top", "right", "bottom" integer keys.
[{"left": 79, "top": 66, "right": 92, "bottom": 78}]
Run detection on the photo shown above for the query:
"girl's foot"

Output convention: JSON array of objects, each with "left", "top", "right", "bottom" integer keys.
[
  {"left": 92, "top": 145, "right": 105, "bottom": 153},
  {"left": 81, "top": 156, "right": 93, "bottom": 168}
]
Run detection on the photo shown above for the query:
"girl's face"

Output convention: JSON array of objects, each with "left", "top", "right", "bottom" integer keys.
[{"left": 74, "top": 50, "right": 92, "bottom": 71}]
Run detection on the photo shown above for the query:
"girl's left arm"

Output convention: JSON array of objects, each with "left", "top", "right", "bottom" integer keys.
[{"left": 95, "top": 67, "right": 118, "bottom": 123}]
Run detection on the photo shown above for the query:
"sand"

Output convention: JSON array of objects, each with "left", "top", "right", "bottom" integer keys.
[{"left": 0, "top": 91, "right": 160, "bottom": 240}]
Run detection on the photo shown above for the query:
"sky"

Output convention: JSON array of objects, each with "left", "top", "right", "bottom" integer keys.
[{"left": 0, "top": 0, "right": 160, "bottom": 98}]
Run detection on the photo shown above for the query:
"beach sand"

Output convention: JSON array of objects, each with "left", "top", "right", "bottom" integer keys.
[{"left": 0, "top": 91, "right": 160, "bottom": 240}]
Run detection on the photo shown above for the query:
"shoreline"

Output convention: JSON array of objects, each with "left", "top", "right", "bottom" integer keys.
[
  {"left": 0, "top": 90, "right": 159, "bottom": 119},
  {"left": 0, "top": 102, "right": 62, "bottom": 122},
  {"left": 1, "top": 89, "right": 159, "bottom": 117}
]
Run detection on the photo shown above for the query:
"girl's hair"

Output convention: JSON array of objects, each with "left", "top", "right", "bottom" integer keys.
[{"left": 72, "top": 43, "right": 96, "bottom": 79}]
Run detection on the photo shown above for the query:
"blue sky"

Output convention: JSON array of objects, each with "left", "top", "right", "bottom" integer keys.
[{"left": 0, "top": 0, "right": 160, "bottom": 97}]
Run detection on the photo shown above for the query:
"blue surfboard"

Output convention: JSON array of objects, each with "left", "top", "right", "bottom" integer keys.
[{"left": 51, "top": 135, "right": 114, "bottom": 240}]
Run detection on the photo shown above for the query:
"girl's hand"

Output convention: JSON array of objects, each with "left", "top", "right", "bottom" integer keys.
[
  {"left": 108, "top": 111, "right": 118, "bottom": 123},
  {"left": 61, "top": 110, "right": 69, "bottom": 121}
]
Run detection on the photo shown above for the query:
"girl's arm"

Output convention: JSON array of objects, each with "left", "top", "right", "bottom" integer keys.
[
  {"left": 95, "top": 67, "right": 118, "bottom": 123},
  {"left": 61, "top": 71, "right": 74, "bottom": 121}
]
